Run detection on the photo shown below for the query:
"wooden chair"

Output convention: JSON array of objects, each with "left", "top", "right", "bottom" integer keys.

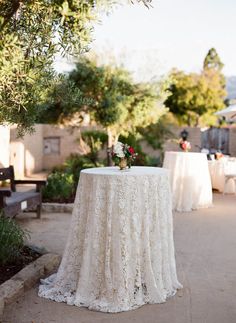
[{"left": 0, "top": 166, "right": 46, "bottom": 218}]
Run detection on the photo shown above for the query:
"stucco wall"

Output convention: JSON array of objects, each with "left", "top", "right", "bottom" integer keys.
[
  {"left": 0, "top": 125, "right": 10, "bottom": 168},
  {"left": 163, "top": 126, "right": 201, "bottom": 153},
  {"left": 42, "top": 125, "right": 92, "bottom": 170},
  {"left": 6, "top": 123, "right": 236, "bottom": 175},
  {"left": 10, "top": 125, "right": 44, "bottom": 176},
  {"left": 9, "top": 124, "right": 98, "bottom": 174}
]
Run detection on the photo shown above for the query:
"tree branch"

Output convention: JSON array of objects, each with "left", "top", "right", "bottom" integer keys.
[{"left": 0, "top": 0, "right": 22, "bottom": 31}]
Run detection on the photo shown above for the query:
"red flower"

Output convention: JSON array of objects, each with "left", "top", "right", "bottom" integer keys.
[
  {"left": 181, "top": 142, "right": 187, "bottom": 150},
  {"left": 179, "top": 139, "right": 191, "bottom": 151},
  {"left": 128, "top": 147, "right": 135, "bottom": 154}
]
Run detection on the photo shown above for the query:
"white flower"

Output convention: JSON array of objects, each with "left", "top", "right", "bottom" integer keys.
[
  {"left": 116, "top": 151, "right": 125, "bottom": 158},
  {"left": 113, "top": 142, "right": 123, "bottom": 153},
  {"left": 114, "top": 142, "right": 125, "bottom": 158}
]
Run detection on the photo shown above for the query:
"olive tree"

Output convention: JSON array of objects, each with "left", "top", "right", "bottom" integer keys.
[{"left": 0, "top": 0, "right": 152, "bottom": 134}]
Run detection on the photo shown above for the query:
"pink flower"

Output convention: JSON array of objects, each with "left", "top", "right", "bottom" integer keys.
[{"left": 179, "top": 139, "right": 191, "bottom": 151}]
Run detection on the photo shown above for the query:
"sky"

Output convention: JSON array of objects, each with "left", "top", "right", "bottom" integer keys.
[
  {"left": 89, "top": 0, "right": 236, "bottom": 80},
  {"left": 54, "top": 0, "right": 236, "bottom": 81}
]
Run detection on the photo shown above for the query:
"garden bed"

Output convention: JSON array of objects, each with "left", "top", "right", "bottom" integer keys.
[
  {"left": 0, "top": 253, "right": 61, "bottom": 318},
  {"left": 0, "top": 246, "right": 41, "bottom": 285},
  {"left": 42, "top": 202, "right": 74, "bottom": 213},
  {"left": 43, "top": 195, "right": 75, "bottom": 204}
]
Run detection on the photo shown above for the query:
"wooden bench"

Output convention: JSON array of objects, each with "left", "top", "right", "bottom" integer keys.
[{"left": 0, "top": 166, "right": 46, "bottom": 218}]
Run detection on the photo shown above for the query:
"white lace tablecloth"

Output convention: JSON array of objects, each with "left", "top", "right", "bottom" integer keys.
[
  {"left": 163, "top": 152, "right": 213, "bottom": 212},
  {"left": 39, "top": 166, "right": 182, "bottom": 313},
  {"left": 208, "top": 159, "right": 236, "bottom": 193}
]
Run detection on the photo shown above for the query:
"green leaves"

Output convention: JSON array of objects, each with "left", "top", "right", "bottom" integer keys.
[
  {"left": 165, "top": 67, "right": 227, "bottom": 127},
  {"left": 39, "top": 56, "right": 167, "bottom": 152},
  {"left": 42, "top": 171, "right": 75, "bottom": 202},
  {"left": 0, "top": 0, "right": 153, "bottom": 134},
  {"left": 0, "top": 215, "right": 28, "bottom": 265},
  {"left": 0, "top": 0, "right": 105, "bottom": 134},
  {"left": 203, "top": 48, "right": 224, "bottom": 72},
  {"left": 37, "top": 74, "right": 94, "bottom": 124}
]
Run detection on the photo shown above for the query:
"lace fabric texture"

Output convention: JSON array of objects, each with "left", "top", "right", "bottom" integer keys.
[
  {"left": 39, "top": 167, "right": 182, "bottom": 313},
  {"left": 163, "top": 152, "right": 213, "bottom": 212}
]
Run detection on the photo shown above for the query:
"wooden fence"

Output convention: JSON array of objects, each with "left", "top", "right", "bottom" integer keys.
[{"left": 201, "top": 127, "right": 229, "bottom": 154}]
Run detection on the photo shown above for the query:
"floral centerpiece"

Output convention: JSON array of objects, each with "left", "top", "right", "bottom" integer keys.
[
  {"left": 112, "top": 142, "right": 137, "bottom": 170},
  {"left": 179, "top": 139, "right": 191, "bottom": 152},
  {"left": 215, "top": 152, "right": 224, "bottom": 160}
]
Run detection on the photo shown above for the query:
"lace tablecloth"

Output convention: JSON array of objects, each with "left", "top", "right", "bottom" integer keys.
[
  {"left": 39, "top": 166, "right": 182, "bottom": 313},
  {"left": 163, "top": 152, "right": 213, "bottom": 212}
]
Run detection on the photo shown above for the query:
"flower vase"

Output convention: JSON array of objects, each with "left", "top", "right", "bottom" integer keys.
[{"left": 118, "top": 157, "right": 128, "bottom": 170}]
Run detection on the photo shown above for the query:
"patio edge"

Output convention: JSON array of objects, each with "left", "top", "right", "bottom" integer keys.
[
  {"left": 42, "top": 203, "right": 74, "bottom": 213},
  {"left": 0, "top": 253, "right": 61, "bottom": 319}
]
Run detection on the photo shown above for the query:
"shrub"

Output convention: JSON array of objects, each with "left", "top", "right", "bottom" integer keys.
[
  {"left": 81, "top": 130, "right": 108, "bottom": 166},
  {"left": 42, "top": 172, "right": 75, "bottom": 202},
  {"left": 0, "top": 215, "right": 28, "bottom": 265},
  {"left": 43, "top": 153, "right": 106, "bottom": 203},
  {"left": 43, "top": 129, "right": 108, "bottom": 203},
  {"left": 64, "top": 154, "right": 95, "bottom": 187}
]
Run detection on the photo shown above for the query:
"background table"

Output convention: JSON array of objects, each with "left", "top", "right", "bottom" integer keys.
[
  {"left": 39, "top": 166, "right": 182, "bottom": 313},
  {"left": 208, "top": 158, "right": 236, "bottom": 193},
  {"left": 163, "top": 152, "right": 213, "bottom": 212}
]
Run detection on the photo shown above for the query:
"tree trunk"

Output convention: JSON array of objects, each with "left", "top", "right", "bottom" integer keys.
[
  {"left": 106, "top": 129, "right": 112, "bottom": 166},
  {"left": 187, "top": 115, "right": 191, "bottom": 127},
  {"left": 0, "top": 0, "right": 22, "bottom": 31},
  {"left": 195, "top": 115, "right": 200, "bottom": 127},
  {"left": 107, "top": 128, "right": 119, "bottom": 166}
]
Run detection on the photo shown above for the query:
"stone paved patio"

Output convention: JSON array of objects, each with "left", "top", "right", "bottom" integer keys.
[{"left": 2, "top": 193, "right": 236, "bottom": 323}]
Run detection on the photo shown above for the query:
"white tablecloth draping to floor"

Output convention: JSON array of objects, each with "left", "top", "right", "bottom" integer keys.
[
  {"left": 38, "top": 166, "right": 182, "bottom": 313},
  {"left": 208, "top": 159, "right": 236, "bottom": 193},
  {"left": 163, "top": 152, "right": 213, "bottom": 212}
]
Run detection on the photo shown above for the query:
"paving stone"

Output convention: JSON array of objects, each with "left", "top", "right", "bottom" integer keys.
[
  {"left": 43, "top": 254, "right": 61, "bottom": 275},
  {"left": 13, "top": 262, "right": 45, "bottom": 290},
  {"left": 0, "top": 297, "right": 4, "bottom": 319},
  {"left": 0, "top": 279, "right": 24, "bottom": 305},
  {"left": 0, "top": 253, "right": 60, "bottom": 316},
  {"left": 34, "top": 253, "right": 61, "bottom": 276}
]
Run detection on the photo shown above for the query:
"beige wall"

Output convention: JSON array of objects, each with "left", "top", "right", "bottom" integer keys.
[
  {"left": 6, "top": 123, "right": 236, "bottom": 175},
  {"left": 0, "top": 125, "right": 10, "bottom": 168},
  {"left": 42, "top": 125, "right": 92, "bottom": 170},
  {"left": 163, "top": 126, "right": 201, "bottom": 153},
  {"left": 10, "top": 141, "right": 25, "bottom": 178},
  {"left": 9, "top": 124, "right": 96, "bottom": 175},
  {"left": 140, "top": 141, "right": 161, "bottom": 158},
  {"left": 24, "top": 124, "right": 44, "bottom": 175},
  {"left": 163, "top": 126, "right": 236, "bottom": 157},
  {"left": 10, "top": 125, "right": 44, "bottom": 176}
]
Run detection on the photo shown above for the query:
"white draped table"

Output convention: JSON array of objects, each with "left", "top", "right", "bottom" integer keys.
[
  {"left": 39, "top": 166, "right": 182, "bottom": 313},
  {"left": 208, "top": 159, "right": 236, "bottom": 193},
  {"left": 163, "top": 152, "right": 213, "bottom": 212}
]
